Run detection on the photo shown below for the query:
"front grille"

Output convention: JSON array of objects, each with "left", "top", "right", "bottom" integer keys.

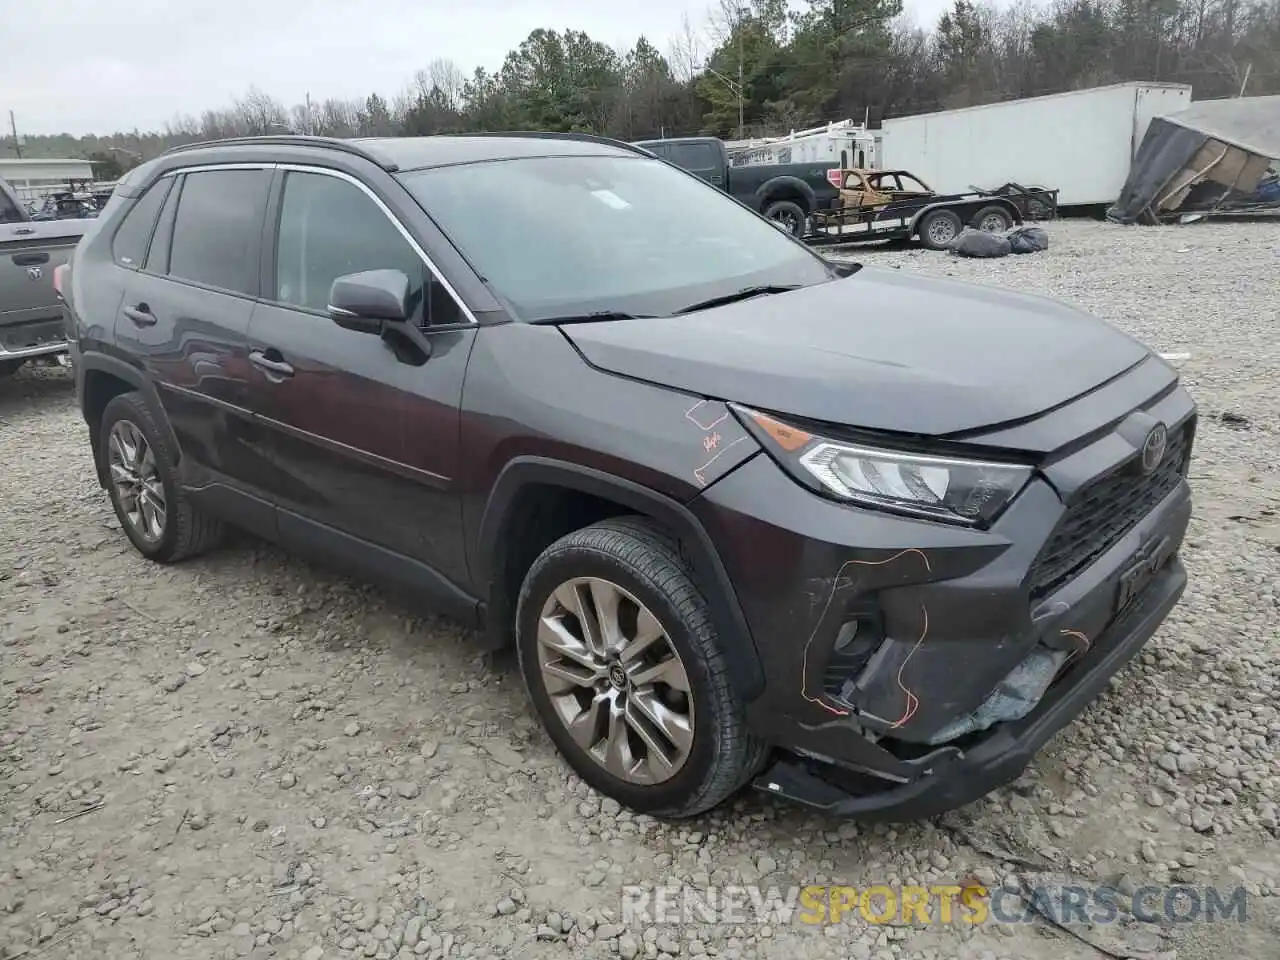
[{"left": 1028, "top": 421, "right": 1192, "bottom": 602}]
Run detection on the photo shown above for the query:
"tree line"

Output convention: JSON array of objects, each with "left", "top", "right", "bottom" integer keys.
[{"left": 8, "top": 0, "right": 1280, "bottom": 178}]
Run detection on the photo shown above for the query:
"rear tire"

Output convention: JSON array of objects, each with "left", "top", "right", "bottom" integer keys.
[
  {"left": 98, "top": 391, "right": 224, "bottom": 563},
  {"left": 973, "top": 204, "right": 1013, "bottom": 233},
  {"left": 515, "top": 517, "right": 767, "bottom": 819},
  {"left": 763, "top": 200, "right": 807, "bottom": 237},
  {"left": 918, "top": 209, "right": 963, "bottom": 250}
]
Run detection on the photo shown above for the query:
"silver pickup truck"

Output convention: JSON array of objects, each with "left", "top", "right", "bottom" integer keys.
[{"left": 1, "top": 176, "right": 94, "bottom": 376}]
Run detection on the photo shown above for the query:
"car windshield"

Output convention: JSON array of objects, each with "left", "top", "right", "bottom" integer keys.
[{"left": 398, "top": 154, "right": 836, "bottom": 321}]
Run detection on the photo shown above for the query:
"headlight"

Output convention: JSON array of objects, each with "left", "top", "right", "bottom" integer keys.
[{"left": 732, "top": 405, "right": 1032, "bottom": 526}]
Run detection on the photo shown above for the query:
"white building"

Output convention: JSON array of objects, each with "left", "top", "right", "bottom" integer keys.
[{"left": 0, "top": 157, "right": 97, "bottom": 200}]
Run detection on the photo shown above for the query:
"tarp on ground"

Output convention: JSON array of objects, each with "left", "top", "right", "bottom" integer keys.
[{"left": 1106, "top": 95, "right": 1280, "bottom": 224}]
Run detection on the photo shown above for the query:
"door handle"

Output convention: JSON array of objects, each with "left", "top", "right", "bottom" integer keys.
[
  {"left": 123, "top": 303, "right": 157, "bottom": 327},
  {"left": 249, "top": 349, "right": 294, "bottom": 379},
  {"left": 11, "top": 252, "right": 50, "bottom": 266}
]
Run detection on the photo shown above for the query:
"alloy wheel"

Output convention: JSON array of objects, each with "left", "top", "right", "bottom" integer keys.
[
  {"left": 536, "top": 577, "right": 694, "bottom": 785},
  {"left": 770, "top": 210, "right": 799, "bottom": 234},
  {"left": 107, "top": 419, "right": 166, "bottom": 542}
]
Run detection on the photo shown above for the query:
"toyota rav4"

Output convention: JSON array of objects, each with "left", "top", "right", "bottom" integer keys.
[{"left": 61, "top": 133, "right": 1195, "bottom": 821}]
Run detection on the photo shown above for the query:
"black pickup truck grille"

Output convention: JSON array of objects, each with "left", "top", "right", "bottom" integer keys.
[{"left": 1028, "top": 422, "right": 1192, "bottom": 602}]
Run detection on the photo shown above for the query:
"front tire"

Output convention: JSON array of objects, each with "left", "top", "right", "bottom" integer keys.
[
  {"left": 98, "top": 392, "right": 224, "bottom": 563},
  {"left": 515, "top": 518, "right": 766, "bottom": 818},
  {"left": 918, "top": 209, "right": 963, "bottom": 250}
]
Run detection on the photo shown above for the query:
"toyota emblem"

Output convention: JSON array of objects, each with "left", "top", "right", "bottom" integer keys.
[
  {"left": 27, "top": 266, "right": 42, "bottom": 281},
  {"left": 1140, "top": 422, "right": 1168, "bottom": 473}
]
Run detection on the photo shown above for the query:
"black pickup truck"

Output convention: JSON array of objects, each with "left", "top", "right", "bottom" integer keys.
[{"left": 632, "top": 136, "right": 839, "bottom": 236}]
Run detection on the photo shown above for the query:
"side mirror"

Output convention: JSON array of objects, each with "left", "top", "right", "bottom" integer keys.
[{"left": 328, "top": 269, "right": 411, "bottom": 334}]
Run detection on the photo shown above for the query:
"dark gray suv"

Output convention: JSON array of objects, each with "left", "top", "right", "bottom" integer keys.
[{"left": 60, "top": 133, "right": 1195, "bottom": 821}]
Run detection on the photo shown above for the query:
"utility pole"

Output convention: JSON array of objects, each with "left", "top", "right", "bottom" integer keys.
[
  {"left": 305, "top": 92, "right": 313, "bottom": 134},
  {"left": 733, "top": 3, "right": 745, "bottom": 140},
  {"left": 736, "top": 37, "right": 744, "bottom": 140},
  {"left": 8, "top": 111, "right": 20, "bottom": 159}
]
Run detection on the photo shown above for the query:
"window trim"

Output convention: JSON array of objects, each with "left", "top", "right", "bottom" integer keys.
[
  {"left": 142, "top": 172, "right": 182, "bottom": 276},
  {"left": 270, "top": 164, "right": 477, "bottom": 326}
]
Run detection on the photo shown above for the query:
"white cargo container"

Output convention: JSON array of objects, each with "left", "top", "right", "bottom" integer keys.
[{"left": 878, "top": 82, "right": 1193, "bottom": 207}]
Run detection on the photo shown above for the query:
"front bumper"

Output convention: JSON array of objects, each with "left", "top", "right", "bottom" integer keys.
[
  {"left": 754, "top": 556, "right": 1184, "bottom": 820},
  {"left": 689, "top": 386, "right": 1195, "bottom": 820}
]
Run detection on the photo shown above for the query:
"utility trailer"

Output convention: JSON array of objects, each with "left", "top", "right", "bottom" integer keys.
[
  {"left": 877, "top": 81, "right": 1193, "bottom": 208},
  {"left": 800, "top": 168, "right": 1023, "bottom": 250}
]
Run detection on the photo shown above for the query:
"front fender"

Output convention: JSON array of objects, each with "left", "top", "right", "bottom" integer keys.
[{"left": 477, "top": 456, "right": 766, "bottom": 701}]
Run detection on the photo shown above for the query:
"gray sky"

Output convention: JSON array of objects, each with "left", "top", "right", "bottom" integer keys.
[{"left": 4, "top": 0, "right": 959, "bottom": 136}]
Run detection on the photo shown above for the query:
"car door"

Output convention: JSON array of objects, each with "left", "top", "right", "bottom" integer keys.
[
  {"left": 839, "top": 171, "right": 874, "bottom": 209},
  {"left": 246, "top": 165, "right": 476, "bottom": 595},
  {"left": 114, "top": 164, "right": 278, "bottom": 529}
]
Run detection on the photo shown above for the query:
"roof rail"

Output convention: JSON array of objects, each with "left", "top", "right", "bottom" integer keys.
[
  {"left": 161, "top": 135, "right": 396, "bottom": 170},
  {"left": 453, "top": 130, "right": 654, "bottom": 158}
]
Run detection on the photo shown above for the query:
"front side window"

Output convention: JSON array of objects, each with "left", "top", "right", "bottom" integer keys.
[
  {"left": 167, "top": 169, "right": 272, "bottom": 295},
  {"left": 399, "top": 154, "right": 834, "bottom": 321},
  {"left": 274, "top": 171, "right": 461, "bottom": 328}
]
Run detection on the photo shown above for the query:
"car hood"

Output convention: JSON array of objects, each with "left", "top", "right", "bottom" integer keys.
[{"left": 559, "top": 266, "right": 1153, "bottom": 438}]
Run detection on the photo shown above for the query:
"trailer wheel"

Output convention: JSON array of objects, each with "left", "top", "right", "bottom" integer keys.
[
  {"left": 917, "top": 209, "right": 963, "bottom": 250},
  {"left": 763, "top": 200, "right": 806, "bottom": 237},
  {"left": 973, "top": 205, "right": 1013, "bottom": 233}
]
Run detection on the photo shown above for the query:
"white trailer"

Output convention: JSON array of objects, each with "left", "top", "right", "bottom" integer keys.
[
  {"left": 877, "top": 82, "right": 1194, "bottom": 207},
  {"left": 727, "top": 120, "right": 878, "bottom": 170}
]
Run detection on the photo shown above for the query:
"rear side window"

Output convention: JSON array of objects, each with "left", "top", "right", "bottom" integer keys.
[
  {"left": 167, "top": 169, "right": 271, "bottom": 295},
  {"left": 111, "top": 178, "right": 172, "bottom": 268},
  {"left": 669, "top": 143, "right": 718, "bottom": 170}
]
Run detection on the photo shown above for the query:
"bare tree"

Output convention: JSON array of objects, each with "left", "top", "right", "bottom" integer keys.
[
  {"left": 233, "top": 87, "right": 290, "bottom": 134},
  {"left": 427, "top": 58, "right": 466, "bottom": 112},
  {"left": 668, "top": 13, "right": 704, "bottom": 83}
]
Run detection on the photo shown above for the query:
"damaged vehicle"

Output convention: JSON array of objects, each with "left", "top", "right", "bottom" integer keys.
[{"left": 62, "top": 132, "right": 1194, "bottom": 821}]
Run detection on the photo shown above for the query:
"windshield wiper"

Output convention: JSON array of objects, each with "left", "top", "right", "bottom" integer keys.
[
  {"left": 528, "top": 311, "right": 655, "bottom": 325},
  {"left": 672, "top": 284, "right": 802, "bottom": 315}
]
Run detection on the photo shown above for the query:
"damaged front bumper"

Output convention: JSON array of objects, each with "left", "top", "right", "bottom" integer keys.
[
  {"left": 690, "top": 395, "right": 1194, "bottom": 821},
  {"left": 755, "top": 556, "right": 1184, "bottom": 820}
]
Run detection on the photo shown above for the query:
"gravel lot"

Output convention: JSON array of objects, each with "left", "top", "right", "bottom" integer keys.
[{"left": 2, "top": 219, "right": 1277, "bottom": 960}]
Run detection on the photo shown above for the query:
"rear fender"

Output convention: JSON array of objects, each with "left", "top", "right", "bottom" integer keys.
[
  {"left": 76, "top": 351, "right": 181, "bottom": 487},
  {"left": 755, "top": 176, "right": 817, "bottom": 213}
]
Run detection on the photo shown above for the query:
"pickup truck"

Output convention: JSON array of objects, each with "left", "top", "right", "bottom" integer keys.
[
  {"left": 1, "top": 177, "right": 93, "bottom": 376},
  {"left": 631, "top": 135, "right": 839, "bottom": 236}
]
